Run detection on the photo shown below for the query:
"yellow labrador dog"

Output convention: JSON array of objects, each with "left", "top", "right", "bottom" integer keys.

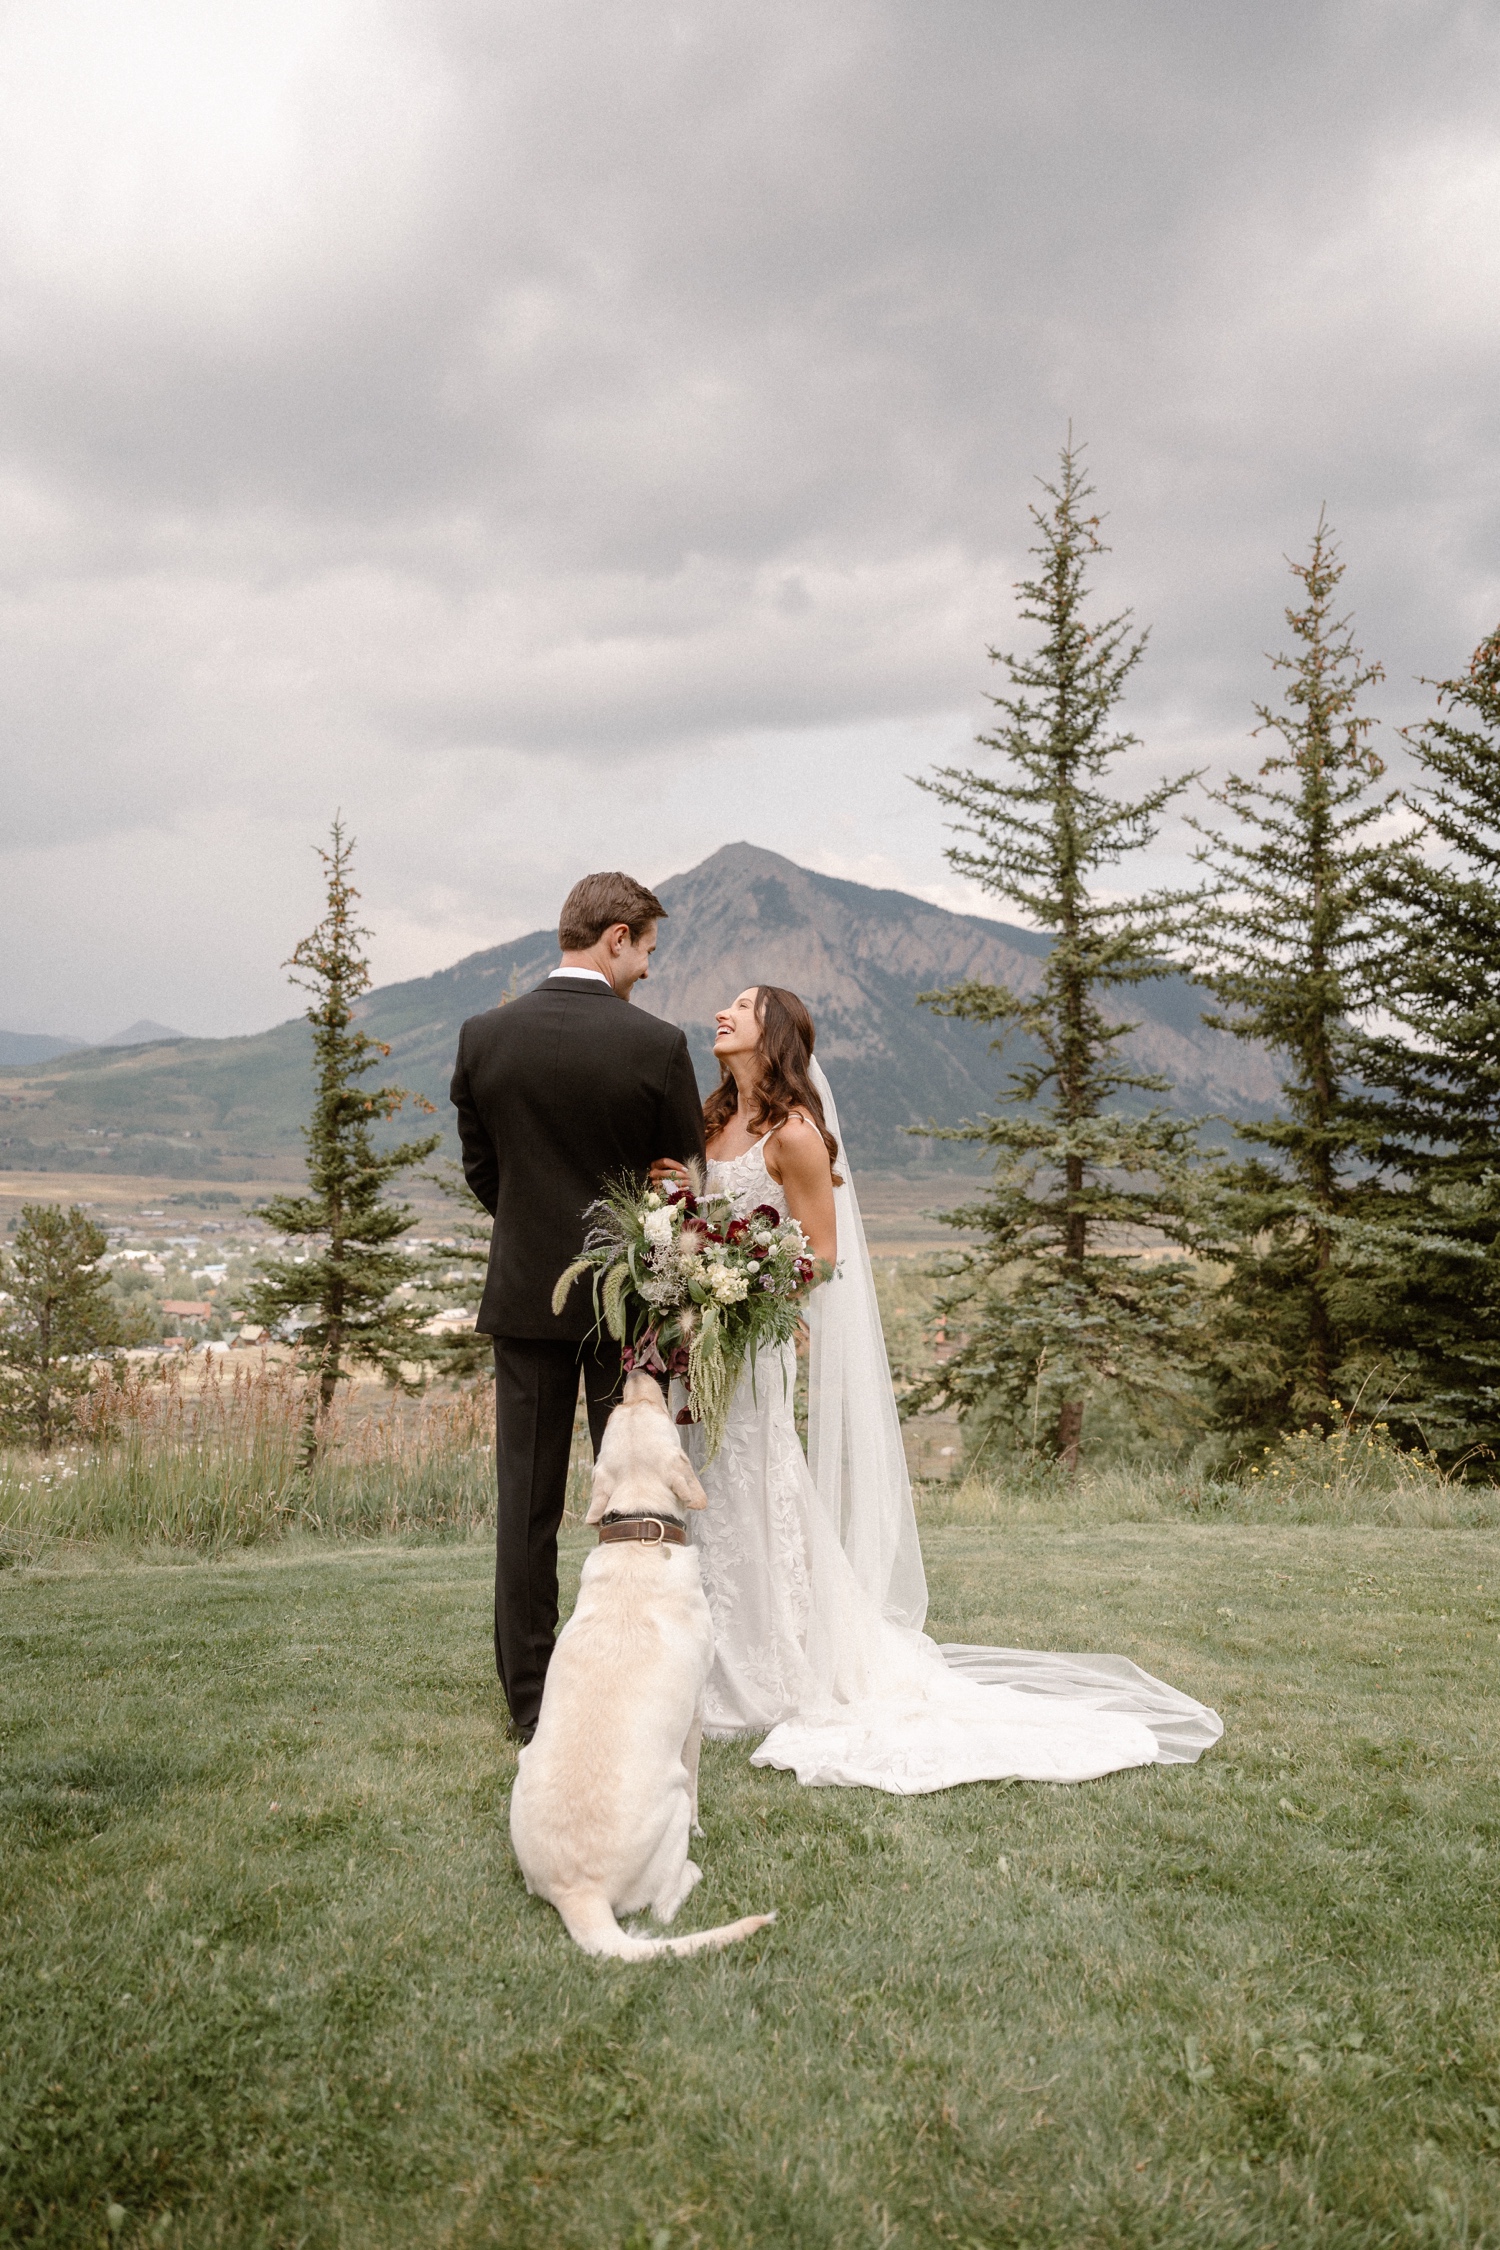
[{"left": 509, "top": 1371, "right": 775, "bottom": 1961}]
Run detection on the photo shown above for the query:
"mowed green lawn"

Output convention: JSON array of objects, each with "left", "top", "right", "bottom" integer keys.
[{"left": 3, "top": 1523, "right": 1498, "bottom": 2250}]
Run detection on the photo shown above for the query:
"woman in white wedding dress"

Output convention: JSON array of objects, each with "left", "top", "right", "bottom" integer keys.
[{"left": 656, "top": 984, "right": 1221, "bottom": 1796}]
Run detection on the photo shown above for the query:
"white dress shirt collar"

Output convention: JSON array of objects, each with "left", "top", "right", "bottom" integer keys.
[{"left": 548, "top": 965, "right": 613, "bottom": 987}]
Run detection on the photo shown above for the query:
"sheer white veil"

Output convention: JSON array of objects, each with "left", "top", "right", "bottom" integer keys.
[{"left": 805, "top": 1056, "right": 929, "bottom": 1632}]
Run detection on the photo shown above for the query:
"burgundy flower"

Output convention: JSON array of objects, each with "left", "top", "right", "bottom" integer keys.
[{"left": 751, "top": 1204, "right": 782, "bottom": 1225}]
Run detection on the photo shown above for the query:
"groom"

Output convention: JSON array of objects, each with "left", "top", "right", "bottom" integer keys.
[{"left": 450, "top": 871, "right": 706, "bottom": 1740}]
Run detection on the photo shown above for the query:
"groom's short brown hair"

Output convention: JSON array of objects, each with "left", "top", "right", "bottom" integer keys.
[{"left": 558, "top": 872, "right": 667, "bottom": 951}]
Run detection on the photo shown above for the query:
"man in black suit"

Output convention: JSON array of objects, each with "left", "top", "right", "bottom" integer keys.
[{"left": 450, "top": 871, "right": 706, "bottom": 1740}]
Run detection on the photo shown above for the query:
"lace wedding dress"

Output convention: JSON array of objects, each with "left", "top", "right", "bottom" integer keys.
[{"left": 682, "top": 1063, "right": 1222, "bottom": 1795}]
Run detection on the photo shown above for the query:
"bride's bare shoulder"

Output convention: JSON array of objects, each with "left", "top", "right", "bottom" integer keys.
[{"left": 767, "top": 1111, "right": 830, "bottom": 1176}]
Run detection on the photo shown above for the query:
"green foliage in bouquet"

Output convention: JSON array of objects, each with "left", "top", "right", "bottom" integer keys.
[{"left": 553, "top": 1174, "right": 829, "bottom": 1459}]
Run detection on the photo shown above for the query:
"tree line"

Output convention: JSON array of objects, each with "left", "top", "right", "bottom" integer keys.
[
  {"left": 5, "top": 447, "right": 1498, "bottom": 1477},
  {"left": 911, "top": 444, "right": 1500, "bottom": 1473}
]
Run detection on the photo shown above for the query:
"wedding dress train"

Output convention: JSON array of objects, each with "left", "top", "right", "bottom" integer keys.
[{"left": 683, "top": 1068, "right": 1221, "bottom": 1796}]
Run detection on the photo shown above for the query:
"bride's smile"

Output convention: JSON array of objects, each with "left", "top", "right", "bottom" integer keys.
[
  {"left": 701, "top": 985, "right": 838, "bottom": 1265},
  {"left": 711, "top": 989, "right": 760, "bottom": 1056}
]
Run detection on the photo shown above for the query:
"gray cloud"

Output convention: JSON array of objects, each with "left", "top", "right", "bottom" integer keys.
[{"left": 1, "top": 0, "right": 1497, "bottom": 1037}]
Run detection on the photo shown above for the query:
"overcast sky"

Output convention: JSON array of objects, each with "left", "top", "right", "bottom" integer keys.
[{"left": 1, "top": 0, "right": 1497, "bottom": 1040}]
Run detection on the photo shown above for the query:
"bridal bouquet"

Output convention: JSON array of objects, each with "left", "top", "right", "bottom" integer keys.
[{"left": 552, "top": 1174, "right": 828, "bottom": 1459}]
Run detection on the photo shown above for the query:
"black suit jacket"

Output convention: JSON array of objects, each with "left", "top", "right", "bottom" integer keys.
[{"left": 450, "top": 975, "right": 707, "bottom": 1341}]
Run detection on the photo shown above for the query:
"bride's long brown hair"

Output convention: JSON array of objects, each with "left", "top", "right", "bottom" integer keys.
[{"left": 702, "top": 985, "right": 842, "bottom": 1182}]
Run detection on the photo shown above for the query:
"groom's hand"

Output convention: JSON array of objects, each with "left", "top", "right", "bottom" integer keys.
[{"left": 650, "top": 1157, "right": 693, "bottom": 1188}]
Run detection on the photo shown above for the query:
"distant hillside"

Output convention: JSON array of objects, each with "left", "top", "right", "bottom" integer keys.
[
  {"left": 0, "top": 843, "right": 1277, "bottom": 1179},
  {"left": 0, "top": 1030, "right": 86, "bottom": 1066},
  {"left": 101, "top": 1019, "right": 186, "bottom": 1048}
]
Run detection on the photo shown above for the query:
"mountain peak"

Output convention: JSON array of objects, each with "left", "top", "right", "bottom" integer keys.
[
  {"left": 666, "top": 839, "right": 801, "bottom": 882},
  {"left": 346, "top": 843, "right": 1278, "bottom": 1164},
  {"left": 0, "top": 846, "right": 1278, "bottom": 1178}
]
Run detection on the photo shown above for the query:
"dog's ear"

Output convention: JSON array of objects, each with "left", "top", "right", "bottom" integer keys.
[
  {"left": 666, "top": 1449, "right": 708, "bottom": 1512},
  {"left": 585, "top": 1460, "right": 615, "bottom": 1524}
]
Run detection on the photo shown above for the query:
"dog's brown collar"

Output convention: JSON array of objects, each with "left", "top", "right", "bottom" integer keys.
[{"left": 596, "top": 1513, "right": 688, "bottom": 1548}]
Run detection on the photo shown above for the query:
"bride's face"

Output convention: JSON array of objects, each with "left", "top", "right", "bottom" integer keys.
[{"left": 713, "top": 988, "right": 763, "bottom": 1061}]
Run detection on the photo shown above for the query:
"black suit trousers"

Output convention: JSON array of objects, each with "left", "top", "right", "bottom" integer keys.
[{"left": 491, "top": 1333, "right": 624, "bottom": 1734}]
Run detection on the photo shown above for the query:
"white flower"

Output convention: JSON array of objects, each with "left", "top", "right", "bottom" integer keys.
[
  {"left": 642, "top": 1206, "right": 676, "bottom": 1249},
  {"left": 712, "top": 1269, "right": 749, "bottom": 1304}
]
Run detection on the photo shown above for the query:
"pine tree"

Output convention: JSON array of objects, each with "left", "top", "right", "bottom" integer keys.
[
  {"left": 415, "top": 1160, "right": 495, "bottom": 1383},
  {"left": 1346, "top": 623, "right": 1500, "bottom": 1453},
  {"left": 1188, "top": 517, "right": 1408, "bottom": 1442},
  {"left": 243, "top": 820, "right": 441, "bottom": 1461},
  {"left": 0, "top": 1203, "right": 121, "bottom": 1451},
  {"left": 910, "top": 444, "right": 1213, "bottom": 1469},
  {"left": 1367, "top": 624, "right": 1500, "bottom": 1136}
]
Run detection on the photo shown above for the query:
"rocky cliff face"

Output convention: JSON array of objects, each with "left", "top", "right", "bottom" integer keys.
[
  {"left": 659, "top": 844, "right": 1277, "bottom": 1162},
  {"left": 362, "top": 841, "right": 1277, "bottom": 1171},
  {"left": 0, "top": 842, "right": 1277, "bottom": 1178}
]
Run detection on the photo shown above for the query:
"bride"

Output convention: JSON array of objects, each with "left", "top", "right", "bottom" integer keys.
[{"left": 653, "top": 983, "right": 1221, "bottom": 1795}]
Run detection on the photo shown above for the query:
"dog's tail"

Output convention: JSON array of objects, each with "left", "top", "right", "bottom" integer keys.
[{"left": 557, "top": 1893, "right": 776, "bottom": 1961}]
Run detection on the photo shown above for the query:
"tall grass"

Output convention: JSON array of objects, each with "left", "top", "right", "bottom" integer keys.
[
  {"left": 6, "top": 1335, "right": 1496, "bottom": 1568},
  {"left": 0, "top": 1353, "right": 572, "bottom": 1561},
  {"left": 878, "top": 1250, "right": 1500, "bottom": 1527},
  {"left": 916, "top": 1412, "right": 1500, "bottom": 1529}
]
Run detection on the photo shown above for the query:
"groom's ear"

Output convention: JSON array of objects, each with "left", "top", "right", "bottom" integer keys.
[{"left": 585, "top": 1461, "right": 615, "bottom": 1524}]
